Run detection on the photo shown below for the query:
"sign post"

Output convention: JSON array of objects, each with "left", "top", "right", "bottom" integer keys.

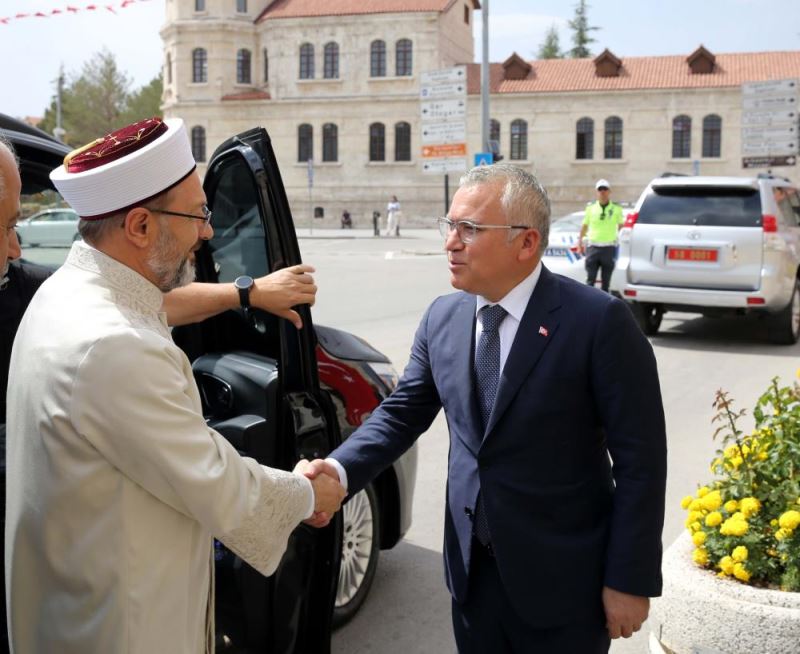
[
  {"left": 307, "top": 158, "right": 313, "bottom": 235},
  {"left": 420, "top": 65, "right": 468, "bottom": 215},
  {"left": 741, "top": 79, "right": 799, "bottom": 169}
]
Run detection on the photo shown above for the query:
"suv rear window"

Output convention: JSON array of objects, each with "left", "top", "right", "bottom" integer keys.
[{"left": 638, "top": 186, "right": 762, "bottom": 227}]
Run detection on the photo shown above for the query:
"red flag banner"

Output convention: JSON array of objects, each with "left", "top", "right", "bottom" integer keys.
[{"left": 1, "top": 0, "right": 151, "bottom": 24}]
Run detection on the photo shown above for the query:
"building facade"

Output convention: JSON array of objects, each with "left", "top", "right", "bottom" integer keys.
[{"left": 161, "top": 0, "right": 800, "bottom": 225}]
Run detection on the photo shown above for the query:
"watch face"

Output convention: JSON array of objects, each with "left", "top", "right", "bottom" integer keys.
[{"left": 234, "top": 275, "right": 254, "bottom": 290}]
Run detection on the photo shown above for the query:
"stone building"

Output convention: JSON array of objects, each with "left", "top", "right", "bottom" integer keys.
[{"left": 161, "top": 0, "right": 800, "bottom": 225}]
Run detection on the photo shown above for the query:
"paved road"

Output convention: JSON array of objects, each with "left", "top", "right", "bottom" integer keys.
[{"left": 28, "top": 230, "right": 800, "bottom": 653}]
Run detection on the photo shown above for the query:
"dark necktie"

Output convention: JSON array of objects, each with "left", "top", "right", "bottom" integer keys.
[{"left": 473, "top": 304, "right": 507, "bottom": 547}]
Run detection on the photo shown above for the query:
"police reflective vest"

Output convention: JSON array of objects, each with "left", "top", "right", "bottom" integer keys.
[{"left": 582, "top": 201, "right": 624, "bottom": 245}]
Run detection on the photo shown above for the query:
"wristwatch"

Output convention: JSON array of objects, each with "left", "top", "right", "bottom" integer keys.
[{"left": 234, "top": 275, "right": 254, "bottom": 310}]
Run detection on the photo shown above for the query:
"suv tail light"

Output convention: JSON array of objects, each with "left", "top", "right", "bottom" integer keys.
[
  {"left": 623, "top": 212, "right": 639, "bottom": 228},
  {"left": 762, "top": 215, "right": 778, "bottom": 232}
]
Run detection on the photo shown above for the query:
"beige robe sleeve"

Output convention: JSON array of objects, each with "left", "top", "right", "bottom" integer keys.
[{"left": 70, "top": 328, "right": 311, "bottom": 576}]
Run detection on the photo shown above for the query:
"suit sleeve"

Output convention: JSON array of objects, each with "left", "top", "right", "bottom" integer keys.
[
  {"left": 591, "top": 298, "right": 667, "bottom": 597},
  {"left": 331, "top": 301, "right": 443, "bottom": 494},
  {"left": 70, "top": 329, "right": 311, "bottom": 576}
]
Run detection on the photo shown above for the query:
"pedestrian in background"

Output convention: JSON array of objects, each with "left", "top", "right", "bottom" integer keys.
[
  {"left": 341, "top": 209, "right": 352, "bottom": 229},
  {"left": 372, "top": 210, "right": 381, "bottom": 236},
  {"left": 578, "top": 179, "right": 624, "bottom": 293},
  {"left": 386, "top": 195, "right": 401, "bottom": 237}
]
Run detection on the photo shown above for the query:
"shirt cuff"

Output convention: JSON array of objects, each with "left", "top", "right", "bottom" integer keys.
[
  {"left": 295, "top": 473, "right": 315, "bottom": 519},
  {"left": 326, "top": 457, "right": 348, "bottom": 493}
]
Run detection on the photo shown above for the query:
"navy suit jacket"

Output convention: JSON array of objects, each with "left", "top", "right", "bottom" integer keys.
[{"left": 331, "top": 266, "right": 667, "bottom": 627}]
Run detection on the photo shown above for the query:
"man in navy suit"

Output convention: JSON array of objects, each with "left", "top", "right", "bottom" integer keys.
[{"left": 308, "top": 164, "right": 667, "bottom": 652}]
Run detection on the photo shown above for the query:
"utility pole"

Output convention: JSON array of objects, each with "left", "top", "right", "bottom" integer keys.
[
  {"left": 480, "top": 0, "right": 490, "bottom": 154},
  {"left": 53, "top": 66, "right": 66, "bottom": 142}
]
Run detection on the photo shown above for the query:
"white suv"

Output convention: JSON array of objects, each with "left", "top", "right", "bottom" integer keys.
[{"left": 616, "top": 175, "right": 800, "bottom": 344}]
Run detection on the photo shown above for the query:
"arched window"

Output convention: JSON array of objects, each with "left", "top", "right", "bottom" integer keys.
[
  {"left": 165, "top": 52, "right": 172, "bottom": 85},
  {"left": 370, "top": 40, "right": 386, "bottom": 77},
  {"left": 604, "top": 116, "right": 623, "bottom": 159},
  {"left": 575, "top": 117, "right": 593, "bottom": 159},
  {"left": 299, "top": 43, "right": 314, "bottom": 79},
  {"left": 702, "top": 114, "right": 722, "bottom": 158},
  {"left": 192, "top": 48, "right": 207, "bottom": 83},
  {"left": 236, "top": 49, "right": 251, "bottom": 84},
  {"left": 322, "top": 123, "right": 338, "bottom": 162},
  {"left": 396, "top": 39, "right": 413, "bottom": 76},
  {"left": 298, "top": 124, "right": 313, "bottom": 162},
  {"left": 236, "top": 0, "right": 247, "bottom": 13},
  {"left": 324, "top": 42, "right": 339, "bottom": 79},
  {"left": 191, "top": 126, "right": 206, "bottom": 162},
  {"left": 395, "top": 122, "right": 411, "bottom": 161},
  {"left": 510, "top": 119, "right": 528, "bottom": 160},
  {"left": 263, "top": 48, "right": 269, "bottom": 82},
  {"left": 369, "top": 123, "right": 385, "bottom": 161},
  {"left": 672, "top": 115, "right": 691, "bottom": 158}
]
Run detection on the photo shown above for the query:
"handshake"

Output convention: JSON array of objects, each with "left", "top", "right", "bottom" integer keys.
[{"left": 294, "top": 459, "right": 346, "bottom": 528}]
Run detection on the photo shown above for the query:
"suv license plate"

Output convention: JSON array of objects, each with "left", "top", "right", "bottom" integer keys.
[{"left": 667, "top": 247, "right": 718, "bottom": 262}]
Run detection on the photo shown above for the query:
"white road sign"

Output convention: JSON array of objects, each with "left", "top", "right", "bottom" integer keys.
[
  {"left": 742, "top": 125, "right": 797, "bottom": 141},
  {"left": 743, "top": 95, "right": 798, "bottom": 111},
  {"left": 420, "top": 82, "right": 467, "bottom": 99},
  {"left": 421, "top": 98, "right": 466, "bottom": 120},
  {"left": 421, "top": 66, "right": 467, "bottom": 86},
  {"left": 742, "top": 140, "right": 798, "bottom": 156},
  {"left": 421, "top": 121, "right": 466, "bottom": 144},
  {"left": 741, "top": 109, "right": 798, "bottom": 127},
  {"left": 421, "top": 157, "right": 467, "bottom": 174},
  {"left": 742, "top": 79, "right": 798, "bottom": 97}
]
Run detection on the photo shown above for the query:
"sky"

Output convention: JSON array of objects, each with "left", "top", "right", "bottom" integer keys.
[{"left": 1, "top": 0, "right": 799, "bottom": 120}]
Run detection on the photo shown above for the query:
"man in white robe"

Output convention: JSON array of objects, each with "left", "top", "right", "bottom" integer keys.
[{"left": 5, "top": 118, "right": 344, "bottom": 654}]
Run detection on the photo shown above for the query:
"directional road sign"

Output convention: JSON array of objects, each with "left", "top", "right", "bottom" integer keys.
[
  {"left": 420, "top": 82, "right": 467, "bottom": 99},
  {"left": 421, "top": 121, "right": 467, "bottom": 145},
  {"left": 422, "top": 143, "right": 467, "bottom": 158},
  {"left": 741, "top": 109, "right": 798, "bottom": 127},
  {"left": 742, "top": 155, "right": 797, "bottom": 168},
  {"left": 742, "top": 79, "right": 798, "bottom": 97},
  {"left": 742, "top": 140, "right": 797, "bottom": 156},
  {"left": 421, "top": 98, "right": 466, "bottom": 120},
  {"left": 421, "top": 157, "right": 467, "bottom": 174},
  {"left": 742, "top": 125, "right": 797, "bottom": 141},
  {"left": 743, "top": 95, "right": 798, "bottom": 111},
  {"left": 421, "top": 66, "right": 467, "bottom": 86}
]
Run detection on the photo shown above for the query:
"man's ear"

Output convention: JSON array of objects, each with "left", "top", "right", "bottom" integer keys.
[
  {"left": 518, "top": 228, "right": 542, "bottom": 262},
  {"left": 123, "top": 207, "right": 154, "bottom": 250}
]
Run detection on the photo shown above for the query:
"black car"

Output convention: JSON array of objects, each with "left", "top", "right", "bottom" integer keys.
[{"left": 1, "top": 114, "right": 417, "bottom": 653}]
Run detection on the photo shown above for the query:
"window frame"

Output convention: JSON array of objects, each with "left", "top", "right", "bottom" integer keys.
[
  {"left": 323, "top": 42, "right": 339, "bottom": 79},
  {"left": 370, "top": 40, "right": 387, "bottom": 78},
  {"left": 510, "top": 119, "right": 528, "bottom": 161},
  {"left": 394, "top": 121, "right": 411, "bottom": 161},
  {"left": 236, "top": 49, "right": 252, "bottom": 85},
  {"left": 604, "top": 116, "right": 623, "bottom": 159},
  {"left": 396, "top": 39, "right": 413, "bottom": 77},
  {"left": 702, "top": 114, "right": 722, "bottom": 158},
  {"left": 369, "top": 123, "right": 386, "bottom": 162},
  {"left": 299, "top": 43, "right": 315, "bottom": 80},
  {"left": 672, "top": 115, "right": 692, "bottom": 159},
  {"left": 191, "top": 126, "right": 206, "bottom": 163},
  {"left": 322, "top": 123, "right": 338, "bottom": 162},
  {"left": 576, "top": 117, "right": 594, "bottom": 160},
  {"left": 298, "top": 123, "right": 313, "bottom": 163}
]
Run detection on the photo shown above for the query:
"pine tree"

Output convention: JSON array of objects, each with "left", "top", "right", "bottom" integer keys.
[
  {"left": 537, "top": 25, "right": 564, "bottom": 60},
  {"left": 567, "top": 0, "right": 599, "bottom": 59}
]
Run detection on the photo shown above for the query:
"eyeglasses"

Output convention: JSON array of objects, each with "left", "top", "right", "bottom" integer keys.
[
  {"left": 147, "top": 205, "right": 212, "bottom": 228},
  {"left": 437, "top": 217, "right": 529, "bottom": 244}
]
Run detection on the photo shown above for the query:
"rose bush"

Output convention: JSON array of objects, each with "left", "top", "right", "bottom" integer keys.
[{"left": 681, "top": 377, "right": 800, "bottom": 591}]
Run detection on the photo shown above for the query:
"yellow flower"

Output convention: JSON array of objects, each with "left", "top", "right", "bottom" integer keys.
[
  {"left": 718, "top": 555, "right": 734, "bottom": 575},
  {"left": 701, "top": 490, "right": 722, "bottom": 511},
  {"left": 723, "top": 445, "right": 740, "bottom": 459},
  {"left": 758, "top": 451, "right": 768, "bottom": 461},
  {"left": 732, "top": 546, "right": 748, "bottom": 562},
  {"left": 771, "top": 519, "right": 779, "bottom": 527},
  {"left": 724, "top": 500, "right": 739, "bottom": 513},
  {"left": 741, "top": 443, "right": 751, "bottom": 457},
  {"left": 720, "top": 517, "right": 748, "bottom": 536},
  {"left": 689, "top": 499, "right": 704, "bottom": 512},
  {"left": 778, "top": 510, "right": 800, "bottom": 530},
  {"left": 691, "top": 521, "right": 702, "bottom": 533},
  {"left": 709, "top": 458, "right": 722, "bottom": 472},
  {"left": 775, "top": 528, "right": 791, "bottom": 541},
  {"left": 692, "top": 531, "right": 707, "bottom": 547},
  {"left": 705, "top": 511, "right": 723, "bottom": 527},
  {"left": 740, "top": 498, "right": 761, "bottom": 518},
  {"left": 680, "top": 495, "right": 694, "bottom": 510},
  {"left": 697, "top": 486, "right": 710, "bottom": 498},
  {"left": 692, "top": 548, "right": 709, "bottom": 566},
  {"left": 730, "top": 456, "right": 744, "bottom": 469},
  {"left": 733, "top": 562, "right": 751, "bottom": 582}
]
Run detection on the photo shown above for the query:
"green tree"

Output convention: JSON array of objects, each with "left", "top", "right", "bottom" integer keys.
[
  {"left": 39, "top": 50, "right": 161, "bottom": 148},
  {"left": 537, "top": 24, "right": 564, "bottom": 60},
  {"left": 567, "top": 0, "right": 599, "bottom": 59}
]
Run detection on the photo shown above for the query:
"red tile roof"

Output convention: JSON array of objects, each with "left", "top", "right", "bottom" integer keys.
[
  {"left": 257, "top": 0, "right": 479, "bottom": 22},
  {"left": 222, "top": 91, "right": 271, "bottom": 101},
  {"left": 466, "top": 51, "right": 800, "bottom": 94}
]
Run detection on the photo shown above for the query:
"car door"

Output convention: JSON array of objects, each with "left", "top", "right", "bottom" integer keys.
[{"left": 172, "top": 127, "right": 341, "bottom": 654}]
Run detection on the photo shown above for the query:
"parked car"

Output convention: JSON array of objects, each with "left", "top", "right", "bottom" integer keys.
[
  {"left": 1, "top": 113, "right": 418, "bottom": 651},
  {"left": 15, "top": 207, "right": 80, "bottom": 247},
  {"left": 616, "top": 175, "right": 800, "bottom": 343}
]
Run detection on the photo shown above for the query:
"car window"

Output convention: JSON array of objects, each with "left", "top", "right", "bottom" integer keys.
[
  {"left": 205, "top": 157, "right": 270, "bottom": 282},
  {"left": 639, "top": 187, "right": 762, "bottom": 227}
]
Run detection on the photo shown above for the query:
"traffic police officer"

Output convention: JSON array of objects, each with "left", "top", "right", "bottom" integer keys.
[{"left": 578, "top": 178, "right": 624, "bottom": 293}]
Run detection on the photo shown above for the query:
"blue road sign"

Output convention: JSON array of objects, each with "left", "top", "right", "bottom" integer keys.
[{"left": 474, "top": 152, "right": 493, "bottom": 166}]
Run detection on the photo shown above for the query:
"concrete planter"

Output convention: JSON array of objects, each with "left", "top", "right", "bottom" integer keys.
[{"left": 649, "top": 532, "right": 800, "bottom": 654}]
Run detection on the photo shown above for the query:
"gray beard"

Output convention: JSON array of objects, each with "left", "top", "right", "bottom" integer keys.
[
  {"left": 146, "top": 223, "right": 197, "bottom": 292},
  {"left": 0, "top": 261, "right": 9, "bottom": 291}
]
